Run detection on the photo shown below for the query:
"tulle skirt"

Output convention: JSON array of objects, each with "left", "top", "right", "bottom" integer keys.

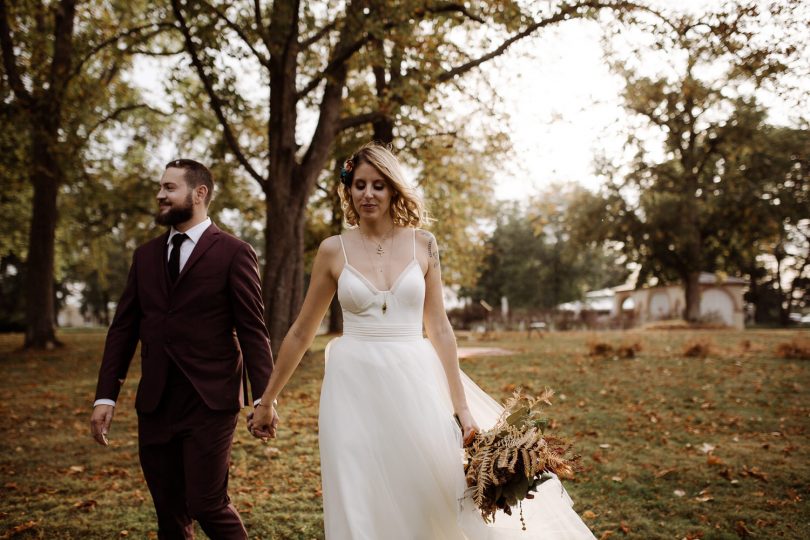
[{"left": 319, "top": 336, "right": 596, "bottom": 539}]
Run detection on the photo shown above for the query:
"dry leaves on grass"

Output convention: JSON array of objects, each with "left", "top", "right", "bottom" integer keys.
[
  {"left": 775, "top": 339, "right": 810, "bottom": 360},
  {"left": 587, "top": 340, "right": 641, "bottom": 359},
  {"left": 0, "top": 521, "right": 36, "bottom": 539},
  {"left": 683, "top": 339, "right": 713, "bottom": 358}
]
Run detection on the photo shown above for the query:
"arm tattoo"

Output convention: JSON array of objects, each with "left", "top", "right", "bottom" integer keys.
[{"left": 421, "top": 231, "right": 440, "bottom": 269}]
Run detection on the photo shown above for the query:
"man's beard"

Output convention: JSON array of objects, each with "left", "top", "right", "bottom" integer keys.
[{"left": 155, "top": 193, "right": 194, "bottom": 226}]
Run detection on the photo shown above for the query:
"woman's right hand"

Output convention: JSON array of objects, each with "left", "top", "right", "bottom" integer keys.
[{"left": 455, "top": 409, "right": 479, "bottom": 446}]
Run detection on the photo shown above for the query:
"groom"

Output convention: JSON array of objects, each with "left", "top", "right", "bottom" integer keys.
[{"left": 90, "top": 159, "right": 278, "bottom": 539}]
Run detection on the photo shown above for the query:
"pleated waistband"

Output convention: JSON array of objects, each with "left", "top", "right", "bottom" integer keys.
[{"left": 342, "top": 321, "right": 424, "bottom": 341}]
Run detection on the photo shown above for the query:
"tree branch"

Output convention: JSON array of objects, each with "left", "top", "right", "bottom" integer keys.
[
  {"left": 71, "top": 103, "right": 170, "bottom": 158},
  {"left": 435, "top": 1, "right": 657, "bottom": 84},
  {"left": 296, "top": 34, "right": 370, "bottom": 100},
  {"left": 337, "top": 111, "right": 389, "bottom": 132},
  {"left": 253, "top": 0, "right": 271, "bottom": 51},
  {"left": 0, "top": 0, "right": 31, "bottom": 103},
  {"left": 171, "top": 0, "right": 265, "bottom": 186},
  {"left": 83, "top": 103, "right": 168, "bottom": 144},
  {"left": 70, "top": 22, "right": 177, "bottom": 81},
  {"left": 299, "top": 19, "right": 337, "bottom": 50},
  {"left": 426, "top": 2, "right": 486, "bottom": 24},
  {"left": 49, "top": 0, "right": 77, "bottom": 104},
  {"left": 200, "top": 1, "right": 270, "bottom": 67}
]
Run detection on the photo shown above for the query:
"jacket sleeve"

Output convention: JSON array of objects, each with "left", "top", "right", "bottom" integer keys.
[
  {"left": 94, "top": 251, "right": 141, "bottom": 402},
  {"left": 229, "top": 242, "right": 274, "bottom": 402}
]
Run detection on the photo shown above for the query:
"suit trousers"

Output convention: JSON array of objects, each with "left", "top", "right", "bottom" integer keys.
[{"left": 138, "top": 361, "right": 246, "bottom": 540}]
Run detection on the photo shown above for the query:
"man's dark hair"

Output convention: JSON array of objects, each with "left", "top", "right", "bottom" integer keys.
[{"left": 165, "top": 159, "right": 214, "bottom": 205}]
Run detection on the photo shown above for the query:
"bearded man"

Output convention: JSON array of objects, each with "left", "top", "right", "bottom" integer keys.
[{"left": 90, "top": 159, "right": 278, "bottom": 539}]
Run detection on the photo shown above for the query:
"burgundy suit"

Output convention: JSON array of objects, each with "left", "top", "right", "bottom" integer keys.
[{"left": 95, "top": 223, "right": 273, "bottom": 539}]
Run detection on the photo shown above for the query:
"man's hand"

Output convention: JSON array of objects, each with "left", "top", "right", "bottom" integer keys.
[
  {"left": 90, "top": 404, "right": 115, "bottom": 446},
  {"left": 247, "top": 403, "right": 279, "bottom": 442}
]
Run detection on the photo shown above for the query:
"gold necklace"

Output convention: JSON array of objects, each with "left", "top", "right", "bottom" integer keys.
[
  {"left": 359, "top": 226, "right": 395, "bottom": 314},
  {"left": 362, "top": 225, "right": 394, "bottom": 257}
]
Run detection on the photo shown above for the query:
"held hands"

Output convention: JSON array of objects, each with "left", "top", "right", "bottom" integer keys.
[
  {"left": 247, "top": 402, "right": 279, "bottom": 442},
  {"left": 455, "top": 408, "right": 479, "bottom": 447},
  {"left": 90, "top": 404, "right": 115, "bottom": 446}
]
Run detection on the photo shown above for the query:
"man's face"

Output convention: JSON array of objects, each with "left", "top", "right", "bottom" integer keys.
[{"left": 155, "top": 168, "right": 194, "bottom": 226}]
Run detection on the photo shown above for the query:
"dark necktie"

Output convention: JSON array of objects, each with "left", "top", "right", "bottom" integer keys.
[{"left": 168, "top": 233, "right": 189, "bottom": 282}]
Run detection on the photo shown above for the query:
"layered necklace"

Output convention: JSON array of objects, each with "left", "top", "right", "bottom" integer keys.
[{"left": 359, "top": 224, "right": 396, "bottom": 314}]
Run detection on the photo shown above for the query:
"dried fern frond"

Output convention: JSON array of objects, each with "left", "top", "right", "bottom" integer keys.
[{"left": 463, "top": 389, "right": 581, "bottom": 524}]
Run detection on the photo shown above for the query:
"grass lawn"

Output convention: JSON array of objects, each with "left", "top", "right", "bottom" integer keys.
[{"left": 0, "top": 328, "right": 808, "bottom": 539}]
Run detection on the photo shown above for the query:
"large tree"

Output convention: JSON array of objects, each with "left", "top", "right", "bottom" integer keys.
[
  {"left": 168, "top": 0, "right": 648, "bottom": 352},
  {"left": 0, "top": 0, "right": 172, "bottom": 347},
  {"left": 572, "top": 4, "right": 806, "bottom": 322}
]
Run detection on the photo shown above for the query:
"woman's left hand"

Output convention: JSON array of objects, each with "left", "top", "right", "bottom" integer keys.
[{"left": 455, "top": 409, "right": 479, "bottom": 446}]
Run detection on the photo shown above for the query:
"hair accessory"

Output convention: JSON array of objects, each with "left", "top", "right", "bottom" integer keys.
[{"left": 340, "top": 159, "right": 354, "bottom": 187}]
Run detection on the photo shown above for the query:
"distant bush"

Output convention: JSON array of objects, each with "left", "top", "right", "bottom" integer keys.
[
  {"left": 587, "top": 340, "right": 641, "bottom": 358},
  {"left": 776, "top": 339, "right": 810, "bottom": 360},
  {"left": 683, "top": 339, "right": 712, "bottom": 358},
  {"left": 587, "top": 340, "right": 613, "bottom": 357},
  {"left": 616, "top": 341, "right": 642, "bottom": 358}
]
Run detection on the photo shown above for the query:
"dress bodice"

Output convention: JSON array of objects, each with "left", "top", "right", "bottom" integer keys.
[{"left": 337, "top": 230, "right": 424, "bottom": 340}]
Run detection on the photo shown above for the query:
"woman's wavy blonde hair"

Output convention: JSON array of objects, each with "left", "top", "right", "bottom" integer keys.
[{"left": 338, "top": 142, "right": 428, "bottom": 228}]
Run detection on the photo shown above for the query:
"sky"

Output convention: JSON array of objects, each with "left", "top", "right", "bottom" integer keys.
[{"left": 482, "top": 19, "right": 627, "bottom": 200}]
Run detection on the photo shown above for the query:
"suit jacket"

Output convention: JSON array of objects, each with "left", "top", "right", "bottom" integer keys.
[{"left": 94, "top": 223, "right": 274, "bottom": 413}]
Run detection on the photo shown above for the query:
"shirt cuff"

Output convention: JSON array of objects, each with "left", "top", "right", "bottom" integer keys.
[
  {"left": 94, "top": 399, "right": 116, "bottom": 407},
  {"left": 253, "top": 398, "right": 278, "bottom": 407}
]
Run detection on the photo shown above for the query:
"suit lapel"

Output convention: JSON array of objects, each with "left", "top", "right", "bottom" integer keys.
[
  {"left": 174, "top": 223, "right": 221, "bottom": 286},
  {"left": 155, "top": 231, "right": 171, "bottom": 297}
]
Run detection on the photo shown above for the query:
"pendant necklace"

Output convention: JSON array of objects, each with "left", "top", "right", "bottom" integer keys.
[{"left": 360, "top": 225, "right": 395, "bottom": 314}]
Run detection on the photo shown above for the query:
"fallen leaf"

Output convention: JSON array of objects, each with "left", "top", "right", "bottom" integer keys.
[
  {"left": 582, "top": 510, "right": 597, "bottom": 520},
  {"left": 706, "top": 454, "right": 725, "bottom": 466},
  {"left": 673, "top": 489, "right": 686, "bottom": 497},
  {"left": 699, "top": 443, "right": 715, "bottom": 454},
  {"left": 73, "top": 500, "right": 98, "bottom": 512},
  {"left": 734, "top": 520, "right": 752, "bottom": 538},
  {"left": 655, "top": 467, "right": 677, "bottom": 478},
  {"left": 741, "top": 466, "right": 769, "bottom": 482},
  {"left": 599, "top": 531, "right": 614, "bottom": 540},
  {"left": 2, "top": 520, "right": 36, "bottom": 537}
]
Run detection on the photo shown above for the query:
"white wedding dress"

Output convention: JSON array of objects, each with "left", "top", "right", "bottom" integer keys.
[{"left": 319, "top": 231, "right": 596, "bottom": 539}]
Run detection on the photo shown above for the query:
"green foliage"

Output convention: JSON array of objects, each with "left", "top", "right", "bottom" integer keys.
[
  {"left": 572, "top": 4, "right": 809, "bottom": 322},
  {"left": 468, "top": 186, "right": 628, "bottom": 311}
]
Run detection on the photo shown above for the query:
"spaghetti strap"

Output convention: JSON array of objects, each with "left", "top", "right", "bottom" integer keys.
[
  {"left": 338, "top": 234, "right": 348, "bottom": 265},
  {"left": 412, "top": 228, "right": 417, "bottom": 260}
]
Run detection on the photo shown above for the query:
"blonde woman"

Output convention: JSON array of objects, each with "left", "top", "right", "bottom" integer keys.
[{"left": 250, "top": 142, "right": 595, "bottom": 538}]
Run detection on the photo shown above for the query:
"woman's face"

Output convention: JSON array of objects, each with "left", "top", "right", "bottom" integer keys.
[{"left": 351, "top": 162, "right": 394, "bottom": 222}]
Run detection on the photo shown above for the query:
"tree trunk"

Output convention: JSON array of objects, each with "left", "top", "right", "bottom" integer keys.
[
  {"left": 24, "top": 123, "right": 62, "bottom": 349},
  {"left": 328, "top": 175, "right": 344, "bottom": 333},
  {"left": 684, "top": 270, "right": 702, "bottom": 322},
  {"left": 263, "top": 190, "right": 306, "bottom": 356}
]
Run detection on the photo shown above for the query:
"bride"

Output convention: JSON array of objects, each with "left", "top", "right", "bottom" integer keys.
[{"left": 250, "top": 142, "right": 596, "bottom": 539}]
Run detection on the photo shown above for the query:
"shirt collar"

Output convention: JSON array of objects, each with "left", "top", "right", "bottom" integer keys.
[{"left": 167, "top": 217, "right": 212, "bottom": 246}]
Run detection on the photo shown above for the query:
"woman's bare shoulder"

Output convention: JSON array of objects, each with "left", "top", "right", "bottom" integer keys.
[{"left": 319, "top": 234, "right": 344, "bottom": 256}]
